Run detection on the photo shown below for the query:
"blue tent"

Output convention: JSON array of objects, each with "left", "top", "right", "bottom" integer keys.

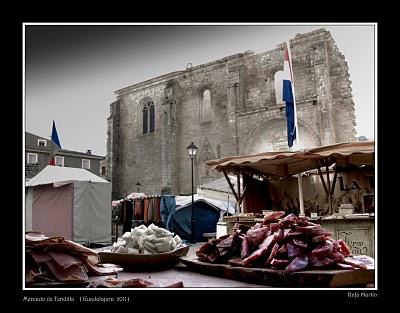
[
  {"left": 171, "top": 195, "right": 235, "bottom": 242},
  {"left": 172, "top": 200, "right": 220, "bottom": 242}
]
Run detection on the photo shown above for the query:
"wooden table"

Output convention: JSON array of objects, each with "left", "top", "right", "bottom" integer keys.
[{"left": 180, "top": 255, "right": 375, "bottom": 288}]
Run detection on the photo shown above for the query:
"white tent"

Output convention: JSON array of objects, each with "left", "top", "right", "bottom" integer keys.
[{"left": 25, "top": 165, "right": 112, "bottom": 245}]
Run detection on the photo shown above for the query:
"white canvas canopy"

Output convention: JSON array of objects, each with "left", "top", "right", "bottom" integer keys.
[{"left": 25, "top": 165, "right": 112, "bottom": 244}]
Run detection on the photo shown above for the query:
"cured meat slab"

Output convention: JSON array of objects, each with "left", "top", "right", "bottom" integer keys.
[{"left": 180, "top": 255, "right": 374, "bottom": 287}]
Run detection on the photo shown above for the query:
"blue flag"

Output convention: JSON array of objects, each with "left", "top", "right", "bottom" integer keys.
[
  {"left": 282, "top": 43, "right": 296, "bottom": 148},
  {"left": 51, "top": 120, "right": 62, "bottom": 149}
]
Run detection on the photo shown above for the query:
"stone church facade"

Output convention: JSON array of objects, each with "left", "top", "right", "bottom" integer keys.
[{"left": 107, "top": 28, "right": 356, "bottom": 198}]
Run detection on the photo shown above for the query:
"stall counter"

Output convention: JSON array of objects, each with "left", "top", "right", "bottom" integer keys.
[
  {"left": 311, "top": 216, "right": 375, "bottom": 258},
  {"left": 222, "top": 215, "right": 375, "bottom": 258}
]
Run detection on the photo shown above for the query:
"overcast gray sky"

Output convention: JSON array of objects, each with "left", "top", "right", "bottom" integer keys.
[{"left": 25, "top": 23, "right": 375, "bottom": 156}]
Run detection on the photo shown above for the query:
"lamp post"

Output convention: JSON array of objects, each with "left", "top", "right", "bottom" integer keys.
[
  {"left": 187, "top": 142, "right": 198, "bottom": 244},
  {"left": 136, "top": 182, "right": 141, "bottom": 193}
]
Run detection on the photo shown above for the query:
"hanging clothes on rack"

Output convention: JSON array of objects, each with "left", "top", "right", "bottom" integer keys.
[
  {"left": 154, "top": 196, "right": 162, "bottom": 222},
  {"left": 127, "top": 195, "right": 163, "bottom": 228},
  {"left": 147, "top": 197, "right": 154, "bottom": 222},
  {"left": 121, "top": 200, "right": 134, "bottom": 233},
  {"left": 143, "top": 197, "right": 150, "bottom": 224},
  {"left": 134, "top": 198, "right": 143, "bottom": 221}
]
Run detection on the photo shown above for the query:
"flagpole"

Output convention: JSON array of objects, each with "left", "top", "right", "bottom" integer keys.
[
  {"left": 49, "top": 120, "right": 62, "bottom": 165},
  {"left": 286, "top": 41, "right": 305, "bottom": 217}
]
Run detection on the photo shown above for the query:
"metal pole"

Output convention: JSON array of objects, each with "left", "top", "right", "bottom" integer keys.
[
  {"left": 227, "top": 189, "right": 230, "bottom": 210},
  {"left": 237, "top": 173, "right": 241, "bottom": 213},
  {"left": 191, "top": 157, "right": 196, "bottom": 243},
  {"left": 297, "top": 174, "right": 305, "bottom": 216}
]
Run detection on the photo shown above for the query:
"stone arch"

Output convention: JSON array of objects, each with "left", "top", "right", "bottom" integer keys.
[
  {"left": 242, "top": 118, "right": 321, "bottom": 155},
  {"left": 197, "top": 137, "right": 216, "bottom": 184},
  {"left": 296, "top": 117, "right": 321, "bottom": 146},
  {"left": 138, "top": 97, "right": 153, "bottom": 110}
]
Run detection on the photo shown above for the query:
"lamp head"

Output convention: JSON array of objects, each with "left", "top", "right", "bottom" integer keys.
[{"left": 187, "top": 142, "right": 198, "bottom": 158}]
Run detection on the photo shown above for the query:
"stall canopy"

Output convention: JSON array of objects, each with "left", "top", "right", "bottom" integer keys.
[
  {"left": 25, "top": 165, "right": 112, "bottom": 245},
  {"left": 206, "top": 141, "right": 374, "bottom": 178},
  {"left": 205, "top": 141, "right": 375, "bottom": 214}
]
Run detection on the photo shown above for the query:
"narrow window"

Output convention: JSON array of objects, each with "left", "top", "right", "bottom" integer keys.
[
  {"left": 27, "top": 153, "right": 38, "bottom": 164},
  {"left": 143, "top": 106, "right": 149, "bottom": 134},
  {"left": 55, "top": 156, "right": 64, "bottom": 167},
  {"left": 149, "top": 102, "right": 155, "bottom": 133},
  {"left": 201, "top": 89, "right": 212, "bottom": 122},
  {"left": 274, "top": 70, "right": 284, "bottom": 105},
  {"left": 82, "top": 159, "right": 90, "bottom": 170}
]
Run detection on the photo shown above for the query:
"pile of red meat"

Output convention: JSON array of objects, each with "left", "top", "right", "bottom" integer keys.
[
  {"left": 196, "top": 212, "right": 371, "bottom": 272},
  {"left": 26, "top": 231, "right": 122, "bottom": 285}
]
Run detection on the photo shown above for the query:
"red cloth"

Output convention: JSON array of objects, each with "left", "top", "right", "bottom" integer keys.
[
  {"left": 143, "top": 199, "right": 150, "bottom": 223},
  {"left": 134, "top": 199, "right": 143, "bottom": 220},
  {"left": 154, "top": 197, "right": 161, "bottom": 222},
  {"left": 242, "top": 174, "right": 271, "bottom": 214}
]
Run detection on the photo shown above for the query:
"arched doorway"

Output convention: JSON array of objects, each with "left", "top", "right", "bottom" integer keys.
[{"left": 242, "top": 118, "right": 320, "bottom": 155}]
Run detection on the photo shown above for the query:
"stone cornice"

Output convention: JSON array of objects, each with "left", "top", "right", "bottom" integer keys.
[
  {"left": 115, "top": 71, "right": 184, "bottom": 96},
  {"left": 114, "top": 52, "right": 252, "bottom": 96}
]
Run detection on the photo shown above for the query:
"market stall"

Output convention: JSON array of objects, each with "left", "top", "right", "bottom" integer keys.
[
  {"left": 205, "top": 141, "right": 375, "bottom": 257},
  {"left": 25, "top": 165, "right": 112, "bottom": 245},
  {"left": 181, "top": 211, "right": 374, "bottom": 287}
]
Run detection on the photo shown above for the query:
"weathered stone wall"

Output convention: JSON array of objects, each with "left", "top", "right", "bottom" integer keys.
[
  {"left": 176, "top": 54, "right": 245, "bottom": 194},
  {"left": 113, "top": 74, "right": 175, "bottom": 196},
  {"left": 107, "top": 100, "right": 121, "bottom": 199},
  {"left": 291, "top": 29, "right": 356, "bottom": 144},
  {"left": 107, "top": 28, "right": 356, "bottom": 198}
]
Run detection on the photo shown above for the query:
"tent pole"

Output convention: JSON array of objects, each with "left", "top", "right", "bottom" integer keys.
[
  {"left": 330, "top": 169, "right": 338, "bottom": 196},
  {"left": 325, "top": 160, "right": 333, "bottom": 215},
  {"left": 222, "top": 169, "right": 239, "bottom": 203},
  {"left": 237, "top": 182, "right": 249, "bottom": 208},
  {"left": 315, "top": 160, "right": 329, "bottom": 196},
  {"left": 237, "top": 171, "right": 241, "bottom": 214},
  {"left": 315, "top": 159, "right": 332, "bottom": 215},
  {"left": 289, "top": 141, "right": 304, "bottom": 217},
  {"left": 297, "top": 173, "right": 305, "bottom": 216}
]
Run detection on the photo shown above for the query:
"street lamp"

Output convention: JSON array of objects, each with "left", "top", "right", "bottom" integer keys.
[
  {"left": 187, "top": 142, "right": 198, "bottom": 244},
  {"left": 136, "top": 182, "right": 141, "bottom": 193}
]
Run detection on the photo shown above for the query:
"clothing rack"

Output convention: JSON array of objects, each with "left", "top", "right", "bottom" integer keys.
[{"left": 120, "top": 196, "right": 163, "bottom": 233}]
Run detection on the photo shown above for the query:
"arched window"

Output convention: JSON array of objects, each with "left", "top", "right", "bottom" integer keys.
[
  {"left": 149, "top": 103, "right": 155, "bottom": 133},
  {"left": 142, "top": 100, "right": 155, "bottom": 135},
  {"left": 201, "top": 89, "right": 212, "bottom": 122},
  {"left": 143, "top": 106, "right": 148, "bottom": 134}
]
